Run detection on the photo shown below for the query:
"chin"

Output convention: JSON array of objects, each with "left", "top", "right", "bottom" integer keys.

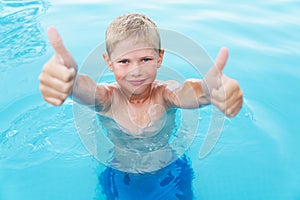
[{"left": 131, "top": 85, "right": 151, "bottom": 95}]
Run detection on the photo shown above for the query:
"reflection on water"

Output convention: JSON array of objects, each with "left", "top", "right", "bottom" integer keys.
[{"left": 0, "top": 0, "right": 50, "bottom": 71}]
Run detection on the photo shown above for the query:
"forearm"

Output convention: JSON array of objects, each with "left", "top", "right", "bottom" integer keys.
[
  {"left": 164, "top": 79, "right": 210, "bottom": 109},
  {"left": 181, "top": 79, "right": 211, "bottom": 107},
  {"left": 71, "top": 74, "right": 107, "bottom": 105}
]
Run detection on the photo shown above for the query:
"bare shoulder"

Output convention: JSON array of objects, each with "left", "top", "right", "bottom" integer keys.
[
  {"left": 153, "top": 80, "right": 183, "bottom": 95},
  {"left": 98, "top": 82, "right": 118, "bottom": 88},
  {"left": 97, "top": 82, "right": 121, "bottom": 96},
  {"left": 152, "top": 80, "right": 181, "bottom": 108},
  {"left": 157, "top": 80, "right": 181, "bottom": 91},
  {"left": 95, "top": 82, "right": 119, "bottom": 112}
]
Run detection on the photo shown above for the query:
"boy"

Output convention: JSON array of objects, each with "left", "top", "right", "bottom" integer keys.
[{"left": 39, "top": 13, "right": 243, "bottom": 199}]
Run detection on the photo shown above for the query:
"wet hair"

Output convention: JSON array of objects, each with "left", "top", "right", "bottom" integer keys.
[{"left": 105, "top": 13, "right": 161, "bottom": 56}]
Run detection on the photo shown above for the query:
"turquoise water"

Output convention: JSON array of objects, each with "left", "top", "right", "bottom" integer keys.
[{"left": 1, "top": 0, "right": 300, "bottom": 199}]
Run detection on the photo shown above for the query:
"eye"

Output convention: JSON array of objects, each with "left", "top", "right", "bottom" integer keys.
[
  {"left": 142, "top": 57, "right": 153, "bottom": 63},
  {"left": 118, "top": 59, "right": 129, "bottom": 64}
]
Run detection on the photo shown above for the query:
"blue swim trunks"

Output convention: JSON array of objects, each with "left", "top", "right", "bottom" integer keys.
[{"left": 99, "top": 155, "right": 194, "bottom": 200}]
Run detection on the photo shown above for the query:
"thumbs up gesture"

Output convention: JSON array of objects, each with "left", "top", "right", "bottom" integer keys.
[
  {"left": 39, "top": 27, "right": 78, "bottom": 106},
  {"left": 203, "top": 48, "right": 243, "bottom": 117}
]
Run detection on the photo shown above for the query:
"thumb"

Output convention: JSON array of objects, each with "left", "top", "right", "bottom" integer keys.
[
  {"left": 214, "top": 47, "right": 229, "bottom": 74},
  {"left": 48, "top": 26, "right": 69, "bottom": 59},
  {"left": 48, "top": 26, "right": 77, "bottom": 69},
  {"left": 203, "top": 47, "right": 229, "bottom": 95}
]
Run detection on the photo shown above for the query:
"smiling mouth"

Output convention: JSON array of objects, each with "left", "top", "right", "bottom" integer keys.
[{"left": 128, "top": 79, "right": 146, "bottom": 86}]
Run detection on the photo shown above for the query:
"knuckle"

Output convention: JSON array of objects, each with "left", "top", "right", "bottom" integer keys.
[
  {"left": 53, "top": 100, "right": 62, "bottom": 106},
  {"left": 42, "top": 62, "right": 51, "bottom": 72},
  {"left": 228, "top": 113, "right": 235, "bottom": 118},
  {"left": 59, "top": 92, "right": 68, "bottom": 101},
  {"left": 39, "top": 85, "right": 47, "bottom": 94},
  {"left": 62, "top": 71, "right": 73, "bottom": 82},
  {"left": 44, "top": 97, "right": 52, "bottom": 104},
  {"left": 231, "top": 79, "right": 238, "bottom": 87},
  {"left": 39, "top": 84, "right": 44, "bottom": 92},
  {"left": 50, "top": 97, "right": 63, "bottom": 106},
  {"left": 56, "top": 100, "right": 64, "bottom": 106},
  {"left": 70, "top": 67, "right": 77, "bottom": 77},
  {"left": 226, "top": 108, "right": 231, "bottom": 114},
  {"left": 226, "top": 108, "right": 234, "bottom": 117},
  {"left": 61, "top": 84, "right": 70, "bottom": 93},
  {"left": 38, "top": 74, "right": 43, "bottom": 82},
  {"left": 39, "top": 72, "right": 48, "bottom": 83},
  {"left": 239, "top": 90, "right": 244, "bottom": 97},
  {"left": 40, "top": 94, "right": 47, "bottom": 101},
  {"left": 62, "top": 81, "right": 74, "bottom": 94}
]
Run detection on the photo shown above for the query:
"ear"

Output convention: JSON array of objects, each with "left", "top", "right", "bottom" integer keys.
[
  {"left": 102, "top": 53, "right": 114, "bottom": 71},
  {"left": 157, "top": 48, "right": 164, "bottom": 68}
]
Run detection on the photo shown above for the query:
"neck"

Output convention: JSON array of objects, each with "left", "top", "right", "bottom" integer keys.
[
  {"left": 120, "top": 85, "right": 152, "bottom": 105},
  {"left": 129, "top": 93, "right": 150, "bottom": 104}
]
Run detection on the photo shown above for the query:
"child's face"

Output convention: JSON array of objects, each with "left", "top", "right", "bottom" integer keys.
[{"left": 103, "top": 37, "right": 164, "bottom": 97}]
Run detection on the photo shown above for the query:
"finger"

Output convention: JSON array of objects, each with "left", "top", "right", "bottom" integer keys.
[
  {"left": 214, "top": 47, "right": 228, "bottom": 75},
  {"left": 226, "top": 97, "right": 243, "bottom": 117},
  {"left": 211, "top": 87, "right": 226, "bottom": 102},
  {"left": 211, "top": 75, "right": 239, "bottom": 101},
  {"left": 221, "top": 76, "right": 241, "bottom": 101},
  {"left": 48, "top": 26, "right": 69, "bottom": 58},
  {"left": 224, "top": 87, "right": 242, "bottom": 110},
  {"left": 211, "top": 83, "right": 243, "bottom": 115},
  {"left": 48, "top": 27, "right": 78, "bottom": 70},
  {"left": 39, "top": 72, "right": 74, "bottom": 94},
  {"left": 203, "top": 48, "right": 228, "bottom": 90},
  {"left": 43, "top": 61, "right": 76, "bottom": 82},
  {"left": 40, "top": 84, "right": 69, "bottom": 105},
  {"left": 44, "top": 97, "right": 64, "bottom": 106},
  {"left": 210, "top": 88, "right": 226, "bottom": 113}
]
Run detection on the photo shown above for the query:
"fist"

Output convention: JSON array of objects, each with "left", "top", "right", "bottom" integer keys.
[
  {"left": 203, "top": 48, "right": 243, "bottom": 117},
  {"left": 39, "top": 27, "right": 77, "bottom": 106}
]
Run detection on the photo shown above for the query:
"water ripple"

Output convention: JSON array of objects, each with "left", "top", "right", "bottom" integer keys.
[
  {"left": 0, "top": 0, "right": 50, "bottom": 71},
  {"left": 0, "top": 95, "right": 88, "bottom": 169}
]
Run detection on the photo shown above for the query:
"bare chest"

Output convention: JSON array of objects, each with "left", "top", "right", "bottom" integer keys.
[{"left": 106, "top": 99, "right": 167, "bottom": 135}]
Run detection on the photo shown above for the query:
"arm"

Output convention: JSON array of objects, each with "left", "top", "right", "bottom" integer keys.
[
  {"left": 163, "top": 48, "right": 243, "bottom": 117},
  {"left": 163, "top": 79, "right": 210, "bottom": 109},
  {"left": 72, "top": 74, "right": 113, "bottom": 110},
  {"left": 39, "top": 27, "right": 112, "bottom": 110}
]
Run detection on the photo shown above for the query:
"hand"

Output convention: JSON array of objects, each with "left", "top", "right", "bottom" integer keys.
[
  {"left": 39, "top": 26, "right": 78, "bottom": 106},
  {"left": 203, "top": 47, "right": 243, "bottom": 117}
]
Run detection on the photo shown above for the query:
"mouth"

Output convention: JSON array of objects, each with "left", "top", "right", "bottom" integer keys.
[{"left": 128, "top": 79, "right": 146, "bottom": 86}]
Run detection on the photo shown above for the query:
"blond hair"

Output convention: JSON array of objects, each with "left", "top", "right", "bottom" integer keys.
[{"left": 105, "top": 13, "right": 161, "bottom": 56}]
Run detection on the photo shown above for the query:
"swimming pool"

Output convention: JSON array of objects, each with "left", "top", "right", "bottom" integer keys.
[{"left": 1, "top": 0, "right": 300, "bottom": 199}]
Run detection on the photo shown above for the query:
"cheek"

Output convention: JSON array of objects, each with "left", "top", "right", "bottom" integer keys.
[
  {"left": 114, "top": 72, "right": 123, "bottom": 82},
  {"left": 147, "top": 67, "right": 157, "bottom": 77},
  {"left": 113, "top": 68, "right": 127, "bottom": 81}
]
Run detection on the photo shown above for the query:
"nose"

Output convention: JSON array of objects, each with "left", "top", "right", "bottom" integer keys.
[{"left": 129, "top": 63, "right": 141, "bottom": 77}]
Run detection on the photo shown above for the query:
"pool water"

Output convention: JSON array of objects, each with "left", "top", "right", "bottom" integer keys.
[{"left": 1, "top": 0, "right": 300, "bottom": 199}]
